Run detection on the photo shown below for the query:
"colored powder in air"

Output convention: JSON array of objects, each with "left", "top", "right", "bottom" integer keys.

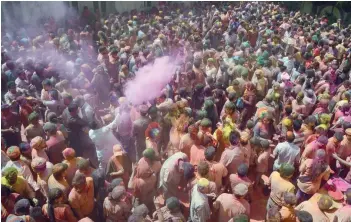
[{"left": 124, "top": 56, "right": 177, "bottom": 105}]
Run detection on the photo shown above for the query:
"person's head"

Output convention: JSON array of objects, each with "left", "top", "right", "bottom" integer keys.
[
  {"left": 43, "top": 122, "right": 57, "bottom": 137},
  {"left": 2, "top": 167, "right": 18, "bottom": 185},
  {"left": 295, "top": 210, "right": 313, "bottom": 222},
  {"left": 14, "top": 199, "right": 31, "bottom": 216},
  {"left": 283, "top": 192, "right": 297, "bottom": 207},
  {"left": 317, "top": 195, "right": 333, "bottom": 211},
  {"left": 28, "top": 112, "right": 40, "bottom": 125},
  {"left": 286, "top": 131, "right": 295, "bottom": 143},
  {"left": 30, "top": 136, "right": 46, "bottom": 151},
  {"left": 266, "top": 207, "right": 281, "bottom": 222},
  {"left": 346, "top": 128, "right": 351, "bottom": 141},
  {"left": 52, "top": 163, "right": 68, "bottom": 180},
  {"left": 62, "top": 148, "right": 76, "bottom": 161},
  {"left": 72, "top": 173, "right": 87, "bottom": 193},
  {"left": 42, "top": 79, "right": 53, "bottom": 91},
  {"left": 77, "top": 158, "right": 90, "bottom": 174},
  {"left": 334, "top": 132, "right": 344, "bottom": 143},
  {"left": 232, "top": 214, "right": 249, "bottom": 222},
  {"left": 107, "top": 178, "right": 124, "bottom": 193},
  {"left": 224, "top": 102, "right": 236, "bottom": 115},
  {"left": 233, "top": 183, "right": 249, "bottom": 199},
  {"left": 237, "top": 164, "right": 249, "bottom": 177},
  {"left": 48, "top": 188, "right": 64, "bottom": 205},
  {"left": 142, "top": 148, "right": 156, "bottom": 161},
  {"left": 229, "top": 130, "right": 240, "bottom": 146},
  {"left": 197, "top": 161, "right": 209, "bottom": 178},
  {"left": 197, "top": 178, "right": 210, "bottom": 194},
  {"left": 316, "top": 135, "right": 328, "bottom": 149},
  {"left": 166, "top": 197, "right": 181, "bottom": 213},
  {"left": 279, "top": 163, "right": 295, "bottom": 179},
  {"left": 30, "top": 206, "right": 46, "bottom": 222},
  {"left": 109, "top": 186, "right": 126, "bottom": 202},
  {"left": 31, "top": 157, "right": 47, "bottom": 174},
  {"left": 1, "top": 185, "right": 12, "bottom": 201},
  {"left": 68, "top": 103, "right": 79, "bottom": 116},
  {"left": 182, "top": 162, "right": 195, "bottom": 181},
  {"left": 6, "top": 145, "right": 21, "bottom": 161},
  {"left": 204, "top": 146, "right": 216, "bottom": 161},
  {"left": 7, "top": 81, "right": 16, "bottom": 93},
  {"left": 62, "top": 92, "right": 73, "bottom": 106}
]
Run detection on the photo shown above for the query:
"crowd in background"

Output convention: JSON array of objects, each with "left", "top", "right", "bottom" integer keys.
[{"left": 1, "top": 1, "right": 351, "bottom": 222}]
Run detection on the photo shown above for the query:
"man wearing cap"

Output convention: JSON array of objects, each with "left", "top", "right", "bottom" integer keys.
[
  {"left": 154, "top": 196, "right": 186, "bottom": 222},
  {"left": 132, "top": 148, "right": 160, "bottom": 211},
  {"left": 106, "top": 144, "right": 130, "bottom": 187},
  {"left": 204, "top": 146, "right": 228, "bottom": 193},
  {"left": 214, "top": 183, "right": 250, "bottom": 222},
  {"left": 103, "top": 186, "right": 132, "bottom": 222},
  {"left": 1, "top": 167, "right": 36, "bottom": 202},
  {"left": 132, "top": 104, "right": 151, "bottom": 161},
  {"left": 158, "top": 152, "right": 188, "bottom": 200},
  {"left": 295, "top": 194, "right": 334, "bottom": 222},
  {"left": 4, "top": 146, "right": 39, "bottom": 193},
  {"left": 69, "top": 173, "right": 95, "bottom": 220},
  {"left": 190, "top": 178, "right": 211, "bottom": 222},
  {"left": 267, "top": 163, "right": 295, "bottom": 211},
  {"left": 301, "top": 135, "right": 328, "bottom": 162},
  {"left": 31, "top": 157, "right": 53, "bottom": 201},
  {"left": 43, "top": 122, "right": 66, "bottom": 164}
]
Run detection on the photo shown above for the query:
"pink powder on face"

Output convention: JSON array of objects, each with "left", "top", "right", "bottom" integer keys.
[{"left": 124, "top": 56, "right": 177, "bottom": 105}]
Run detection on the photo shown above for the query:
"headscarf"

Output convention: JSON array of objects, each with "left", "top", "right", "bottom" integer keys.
[
  {"left": 62, "top": 148, "right": 75, "bottom": 159},
  {"left": 30, "top": 136, "right": 46, "bottom": 150},
  {"left": 109, "top": 186, "right": 126, "bottom": 200},
  {"left": 142, "top": 148, "right": 156, "bottom": 160},
  {"left": 31, "top": 157, "right": 47, "bottom": 171},
  {"left": 19, "top": 143, "right": 31, "bottom": 154},
  {"left": 2, "top": 167, "right": 18, "bottom": 178},
  {"left": 14, "top": 199, "right": 30, "bottom": 215},
  {"left": 6, "top": 146, "right": 21, "bottom": 159},
  {"left": 166, "top": 197, "right": 180, "bottom": 210}
]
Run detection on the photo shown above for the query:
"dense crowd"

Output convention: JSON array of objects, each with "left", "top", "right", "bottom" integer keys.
[{"left": 1, "top": 1, "right": 351, "bottom": 222}]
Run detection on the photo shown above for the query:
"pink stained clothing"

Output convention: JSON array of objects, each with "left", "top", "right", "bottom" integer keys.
[
  {"left": 219, "top": 145, "right": 246, "bottom": 175},
  {"left": 333, "top": 205, "right": 351, "bottom": 222},
  {"left": 135, "top": 157, "right": 162, "bottom": 178},
  {"left": 31, "top": 148, "right": 49, "bottom": 162},
  {"left": 133, "top": 174, "right": 157, "bottom": 208},
  {"left": 168, "top": 127, "right": 183, "bottom": 156},
  {"left": 337, "top": 136, "right": 351, "bottom": 160},
  {"left": 301, "top": 141, "right": 321, "bottom": 161},
  {"left": 62, "top": 157, "right": 84, "bottom": 186},
  {"left": 268, "top": 171, "right": 295, "bottom": 207},
  {"left": 229, "top": 174, "right": 252, "bottom": 193},
  {"left": 46, "top": 134, "right": 66, "bottom": 164},
  {"left": 256, "top": 150, "right": 270, "bottom": 173},
  {"left": 68, "top": 177, "right": 95, "bottom": 218},
  {"left": 214, "top": 193, "right": 250, "bottom": 222},
  {"left": 326, "top": 138, "right": 339, "bottom": 164},
  {"left": 206, "top": 160, "right": 228, "bottom": 192},
  {"left": 179, "top": 134, "right": 194, "bottom": 159},
  {"left": 295, "top": 200, "right": 329, "bottom": 222},
  {"left": 297, "top": 159, "right": 330, "bottom": 195},
  {"left": 189, "top": 144, "right": 206, "bottom": 166}
]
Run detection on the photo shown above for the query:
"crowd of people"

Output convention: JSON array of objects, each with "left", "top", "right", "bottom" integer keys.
[{"left": 1, "top": 1, "right": 351, "bottom": 222}]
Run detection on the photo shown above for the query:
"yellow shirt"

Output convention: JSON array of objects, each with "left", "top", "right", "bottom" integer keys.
[
  {"left": 268, "top": 171, "right": 295, "bottom": 206},
  {"left": 1, "top": 176, "right": 34, "bottom": 199}
]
